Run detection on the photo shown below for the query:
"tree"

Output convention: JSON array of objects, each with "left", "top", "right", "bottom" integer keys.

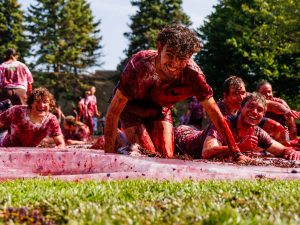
[
  {"left": 118, "top": 0, "right": 191, "bottom": 71},
  {"left": 0, "top": 0, "right": 29, "bottom": 62},
  {"left": 195, "top": 0, "right": 300, "bottom": 108},
  {"left": 25, "top": 0, "right": 103, "bottom": 74}
]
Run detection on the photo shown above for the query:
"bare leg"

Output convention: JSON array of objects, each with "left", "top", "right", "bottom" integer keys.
[
  {"left": 149, "top": 121, "right": 174, "bottom": 158},
  {"left": 123, "top": 124, "right": 156, "bottom": 153}
]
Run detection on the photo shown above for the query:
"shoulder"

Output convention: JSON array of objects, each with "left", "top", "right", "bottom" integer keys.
[
  {"left": 10, "top": 105, "right": 27, "bottom": 113},
  {"left": 47, "top": 113, "right": 60, "bottom": 123},
  {"left": 125, "top": 50, "right": 157, "bottom": 71},
  {"left": 183, "top": 60, "right": 203, "bottom": 76}
]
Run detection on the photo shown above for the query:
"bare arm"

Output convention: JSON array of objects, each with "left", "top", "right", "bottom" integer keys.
[
  {"left": 66, "top": 139, "right": 86, "bottom": 145},
  {"left": 202, "top": 136, "right": 232, "bottom": 159},
  {"left": 202, "top": 134, "right": 259, "bottom": 159},
  {"left": 266, "top": 140, "right": 300, "bottom": 160},
  {"left": 201, "top": 97, "right": 240, "bottom": 154},
  {"left": 285, "top": 116, "right": 297, "bottom": 140},
  {"left": 53, "top": 135, "right": 66, "bottom": 148},
  {"left": 104, "top": 89, "right": 128, "bottom": 153},
  {"left": 266, "top": 100, "right": 300, "bottom": 119}
]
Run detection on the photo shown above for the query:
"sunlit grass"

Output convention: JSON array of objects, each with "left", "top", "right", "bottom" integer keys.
[{"left": 0, "top": 179, "right": 299, "bottom": 224}]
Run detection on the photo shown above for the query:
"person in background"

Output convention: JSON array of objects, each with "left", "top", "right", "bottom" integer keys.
[
  {"left": 184, "top": 96, "right": 206, "bottom": 129},
  {"left": 0, "top": 87, "right": 65, "bottom": 147},
  {"left": 84, "top": 86, "right": 100, "bottom": 134},
  {"left": 52, "top": 105, "right": 65, "bottom": 125},
  {"left": 257, "top": 80, "right": 298, "bottom": 140},
  {"left": 71, "top": 105, "right": 79, "bottom": 121},
  {"left": 103, "top": 24, "right": 244, "bottom": 161},
  {"left": 63, "top": 115, "right": 90, "bottom": 145},
  {"left": 77, "top": 93, "right": 87, "bottom": 122},
  {"left": 174, "top": 93, "right": 300, "bottom": 160},
  {"left": 0, "top": 48, "right": 33, "bottom": 105}
]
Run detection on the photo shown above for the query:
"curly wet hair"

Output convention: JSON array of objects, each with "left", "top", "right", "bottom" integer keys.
[
  {"left": 156, "top": 24, "right": 201, "bottom": 58},
  {"left": 223, "top": 76, "right": 245, "bottom": 95},
  {"left": 27, "top": 87, "right": 56, "bottom": 110},
  {"left": 241, "top": 92, "right": 267, "bottom": 112}
]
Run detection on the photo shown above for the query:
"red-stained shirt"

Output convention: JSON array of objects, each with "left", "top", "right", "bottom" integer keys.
[
  {"left": 63, "top": 122, "right": 90, "bottom": 142},
  {"left": 0, "top": 60, "right": 33, "bottom": 90},
  {"left": 117, "top": 50, "right": 213, "bottom": 120},
  {"left": 0, "top": 105, "right": 62, "bottom": 147},
  {"left": 85, "top": 95, "right": 97, "bottom": 117},
  {"left": 174, "top": 115, "right": 272, "bottom": 158}
]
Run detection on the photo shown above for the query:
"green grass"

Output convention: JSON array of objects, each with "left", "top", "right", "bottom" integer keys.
[{"left": 0, "top": 179, "right": 300, "bottom": 224}]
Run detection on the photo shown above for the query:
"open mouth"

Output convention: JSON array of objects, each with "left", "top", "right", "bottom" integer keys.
[
  {"left": 166, "top": 65, "right": 178, "bottom": 72},
  {"left": 36, "top": 109, "right": 46, "bottom": 113},
  {"left": 248, "top": 115, "right": 258, "bottom": 123}
]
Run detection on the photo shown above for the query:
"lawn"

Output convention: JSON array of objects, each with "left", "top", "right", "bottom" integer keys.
[{"left": 0, "top": 179, "right": 299, "bottom": 224}]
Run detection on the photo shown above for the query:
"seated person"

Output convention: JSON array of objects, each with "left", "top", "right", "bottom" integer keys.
[
  {"left": 63, "top": 115, "right": 90, "bottom": 145},
  {"left": 0, "top": 87, "right": 65, "bottom": 147},
  {"left": 174, "top": 93, "right": 300, "bottom": 160}
]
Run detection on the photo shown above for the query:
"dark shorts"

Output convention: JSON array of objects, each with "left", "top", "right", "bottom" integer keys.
[
  {"left": 0, "top": 88, "right": 27, "bottom": 105},
  {"left": 120, "top": 107, "right": 173, "bottom": 129}
]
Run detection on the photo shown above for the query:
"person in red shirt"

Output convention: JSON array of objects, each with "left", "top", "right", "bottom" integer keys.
[
  {"left": 84, "top": 86, "right": 100, "bottom": 134},
  {"left": 63, "top": 115, "right": 90, "bottom": 145},
  {"left": 217, "top": 76, "right": 298, "bottom": 146},
  {"left": 257, "top": 80, "right": 298, "bottom": 140},
  {"left": 0, "top": 87, "right": 65, "bottom": 147},
  {"left": 0, "top": 48, "right": 33, "bottom": 105},
  {"left": 175, "top": 93, "right": 300, "bottom": 160},
  {"left": 102, "top": 24, "right": 243, "bottom": 161}
]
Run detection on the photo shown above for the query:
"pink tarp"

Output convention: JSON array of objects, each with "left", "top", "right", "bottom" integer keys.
[{"left": 0, "top": 147, "right": 299, "bottom": 181}]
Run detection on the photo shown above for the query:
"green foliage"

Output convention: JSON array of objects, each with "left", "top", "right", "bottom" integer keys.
[
  {"left": 1, "top": 179, "right": 300, "bottom": 224},
  {"left": 195, "top": 0, "right": 300, "bottom": 108},
  {"left": 33, "top": 71, "right": 88, "bottom": 105},
  {"left": 117, "top": 0, "right": 191, "bottom": 71},
  {"left": 25, "top": 0, "right": 103, "bottom": 74},
  {"left": 0, "top": 0, "right": 29, "bottom": 62}
]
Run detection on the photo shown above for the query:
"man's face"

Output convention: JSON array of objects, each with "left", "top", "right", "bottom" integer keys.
[
  {"left": 31, "top": 97, "right": 50, "bottom": 117},
  {"left": 157, "top": 44, "right": 192, "bottom": 80},
  {"left": 258, "top": 84, "right": 273, "bottom": 100},
  {"left": 240, "top": 99, "right": 265, "bottom": 127},
  {"left": 224, "top": 84, "right": 246, "bottom": 110}
]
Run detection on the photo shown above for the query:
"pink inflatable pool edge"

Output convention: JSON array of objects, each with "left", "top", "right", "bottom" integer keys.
[{"left": 0, "top": 147, "right": 299, "bottom": 181}]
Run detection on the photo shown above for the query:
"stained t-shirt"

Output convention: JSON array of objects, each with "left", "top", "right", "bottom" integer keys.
[
  {"left": 85, "top": 95, "right": 97, "bottom": 117},
  {"left": 217, "top": 99, "right": 237, "bottom": 117},
  {"left": 116, "top": 50, "right": 213, "bottom": 121},
  {"left": 0, "top": 105, "right": 62, "bottom": 147},
  {"left": 0, "top": 60, "right": 33, "bottom": 90},
  {"left": 174, "top": 115, "right": 273, "bottom": 158},
  {"left": 63, "top": 122, "right": 90, "bottom": 142}
]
